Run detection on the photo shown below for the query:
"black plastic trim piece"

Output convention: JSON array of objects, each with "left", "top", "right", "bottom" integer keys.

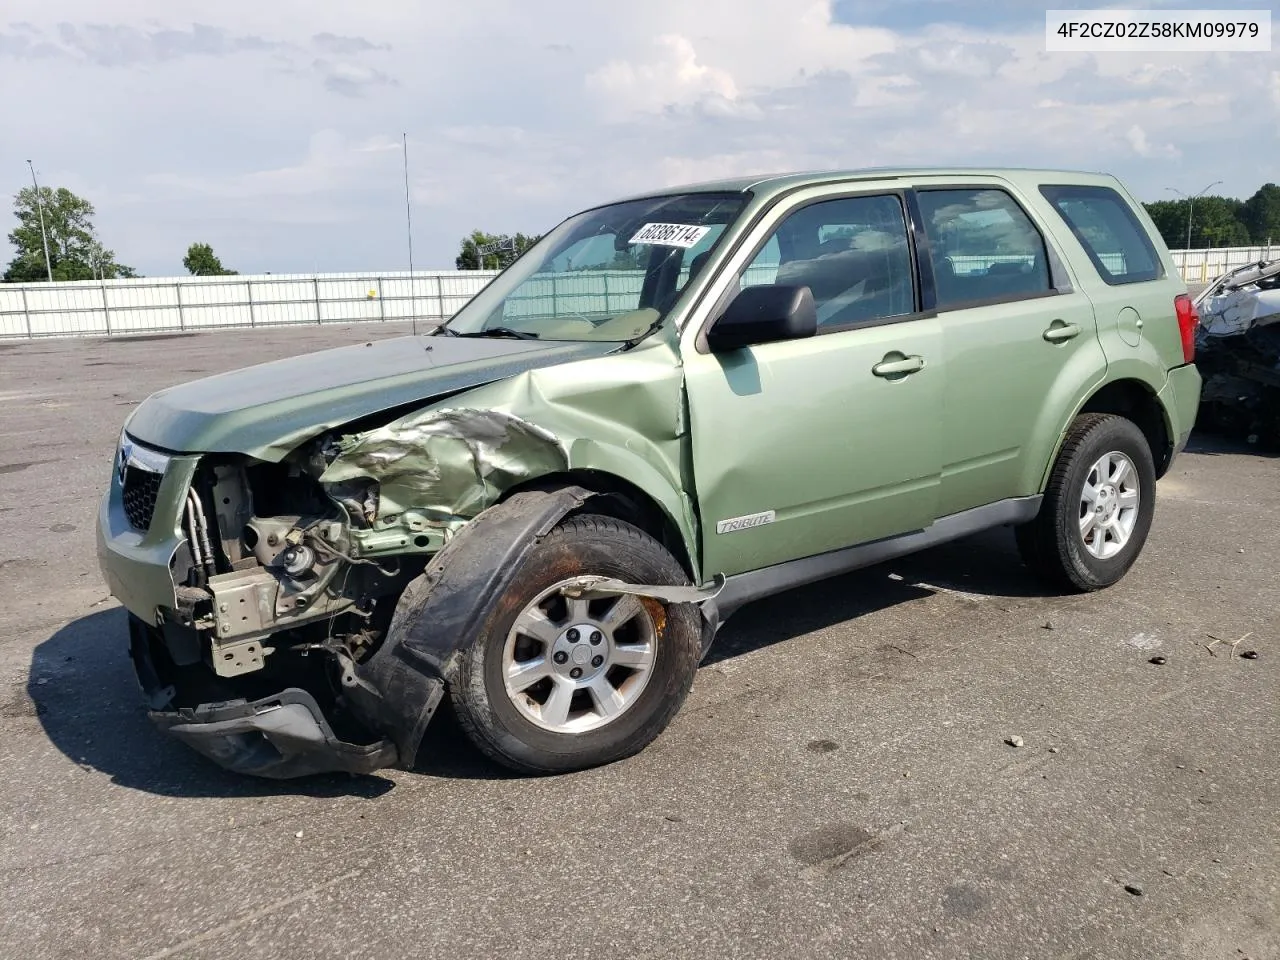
[
  {"left": 154, "top": 688, "right": 398, "bottom": 779},
  {"left": 714, "top": 496, "right": 1043, "bottom": 620},
  {"left": 903, "top": 189, "right": 937, "bottom": 312}
]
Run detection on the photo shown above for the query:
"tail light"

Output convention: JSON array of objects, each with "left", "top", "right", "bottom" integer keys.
[{"left": 1174, "top": 294, "right": 1198, "bottom": 364}]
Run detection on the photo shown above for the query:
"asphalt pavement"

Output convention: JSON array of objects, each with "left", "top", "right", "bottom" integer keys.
[{"left": 0, "top": 321, "right": 1276, "bottom": 960}]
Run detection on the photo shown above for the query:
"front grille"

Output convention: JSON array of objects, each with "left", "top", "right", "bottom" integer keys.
[{"left": 122, "top": 464, "right": 163, "bottom": 530}]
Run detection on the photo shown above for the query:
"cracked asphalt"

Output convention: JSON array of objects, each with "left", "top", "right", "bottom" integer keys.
[{"left": 1, "top": 322, "right": 1277, "bottom": 960}]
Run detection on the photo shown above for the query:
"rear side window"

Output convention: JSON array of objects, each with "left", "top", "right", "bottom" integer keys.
[
  {"left": 1040, "top": 184, "right": 1163, "bottom": 286},
  {"left": 916, "top": 189, "right": 1052, "bottom": 309}
]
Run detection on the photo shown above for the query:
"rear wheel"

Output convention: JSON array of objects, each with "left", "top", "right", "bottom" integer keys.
[
  {"left": 1016, "top": 413, "right": 1157, "bottom": 592},
  {"left": 450, "top": 514, "right": 701, "bottom": 774}
]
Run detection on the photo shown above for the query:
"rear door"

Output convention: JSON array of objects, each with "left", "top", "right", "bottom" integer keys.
[
  {"left": 1038, "top": 182, "right": 1189, "bottom": 375},
  {"left": 681, "top": 188, "right": 942, "bottom": 578},
  {"left": 907, "top": 179, "right": 1105, "bottom": 517}
]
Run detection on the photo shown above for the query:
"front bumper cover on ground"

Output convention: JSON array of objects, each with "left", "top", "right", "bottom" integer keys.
[
  {"left": 129, "top": 617, "right": 399, "bottom": 779},
  {"left": 153, "top": 690, "right": 398, "bottom": 779}
]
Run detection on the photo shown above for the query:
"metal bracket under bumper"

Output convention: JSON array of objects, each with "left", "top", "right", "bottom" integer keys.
[
  {"left": 150, "top": 689, "right": 398, "bottom": 779},
  {"left": 559, "top": 573, "right": 726, "bottom": 606},
  {"left": 559, "top": 573, "right": 726, "bottom": 658}
]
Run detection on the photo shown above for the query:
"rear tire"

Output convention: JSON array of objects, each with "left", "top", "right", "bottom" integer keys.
[
  {"left": 450, "top": 514, "right": 701, "bottom": 774},
  {"left": 1016, "top": 413, "right": 1156, "bottom": 592}
]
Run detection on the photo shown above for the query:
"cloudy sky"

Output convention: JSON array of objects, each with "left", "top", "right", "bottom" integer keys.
[{"left": 2, "top": 0, "right": 1275, "bottom": 276}]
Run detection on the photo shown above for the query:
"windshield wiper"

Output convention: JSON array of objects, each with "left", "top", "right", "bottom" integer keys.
[{"left": 451, "top": 326, "right": 541, "bottom": 340}]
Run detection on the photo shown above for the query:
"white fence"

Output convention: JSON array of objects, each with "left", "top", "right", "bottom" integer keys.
[
  {"left": 0, "top": 245, "right": 1275, "bottom": 339},
  {"left": 1170, "top": 245, "right": 1273, "bottom": 285},
  {"left": 0, "top": 270, "right": 501, "bottom": 339}
]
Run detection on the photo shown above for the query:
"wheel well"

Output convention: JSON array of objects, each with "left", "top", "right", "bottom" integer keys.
[
  {"left": 1079, "top": 380, "right": 1171, "bottom": 477},
  {"left": 499, "top": 470, "right": 695, "bottom": 579}
]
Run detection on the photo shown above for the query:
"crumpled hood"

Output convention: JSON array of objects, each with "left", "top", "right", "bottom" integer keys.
[{"left": 125, "top": 334, "right": 619, "bottom": 460}]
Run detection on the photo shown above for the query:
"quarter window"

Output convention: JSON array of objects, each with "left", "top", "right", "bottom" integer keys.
[
  {"left": 1040, "top": 184, "right": 1162, "bottom": 286},
  {"left": 917, "top": 189, "right": 1052, "bottom": 308},
  {"left": 739, "top": 195, "right": 916, "bottom": 329}
]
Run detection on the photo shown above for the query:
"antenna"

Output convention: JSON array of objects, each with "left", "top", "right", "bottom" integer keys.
[{"left": 403, "top": 132, "right": 417, "bottom": 335}]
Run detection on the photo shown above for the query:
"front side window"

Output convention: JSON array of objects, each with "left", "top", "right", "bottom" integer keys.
[
  {"left": 917, "top": 188, "right": 1052, "bottom": 308},
  {"left": 739, "top": 194, "right": 916, "bottom": 329},
  {"left": 444, "top": 192, "right": 750, "bottom": 341},
  {"left": 1040, "top": 184, "right": 1162, "bottom": 286}
]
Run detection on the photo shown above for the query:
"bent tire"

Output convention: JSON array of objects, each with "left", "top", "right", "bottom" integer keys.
[
  {"left": 1016, "top": 413, "right": 1157, "bottom": 593},
  {"left": 450, "top": 514, "right": 701, "bottom": 774}
]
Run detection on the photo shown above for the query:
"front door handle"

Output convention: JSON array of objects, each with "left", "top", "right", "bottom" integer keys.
[
  {"left": 1043, "top": 321, "right": 1081, "bottom": 343},
  {"left": 872, "top": 355, "right": 925, "bottom": 378}
]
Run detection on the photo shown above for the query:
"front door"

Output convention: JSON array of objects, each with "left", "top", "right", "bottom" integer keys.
[{"left": 683, "top": 191, "right": 943, "bottom": 579}]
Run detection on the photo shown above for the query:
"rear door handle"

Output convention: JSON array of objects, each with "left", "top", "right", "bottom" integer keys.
[
  {"left": 1043, "top": 321, "right": 1081, "bottom": 343},
  {"left": 872, "top": 355, "right": 925, "bottom": 377}
]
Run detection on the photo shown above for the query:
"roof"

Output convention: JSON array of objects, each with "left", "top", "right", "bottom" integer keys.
[{"left": 613, "top": 167, "right": 1116, "bottom": 204}]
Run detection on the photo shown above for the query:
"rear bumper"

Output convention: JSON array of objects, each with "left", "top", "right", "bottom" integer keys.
[
  {"left": 129, "top": 615, "right": 399, "bottom": 779},
  {"left": 1161, "top": 362, "right": 1202, "bottom": 463}
]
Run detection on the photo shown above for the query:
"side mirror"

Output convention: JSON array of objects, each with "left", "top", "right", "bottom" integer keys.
[{"left": 706, "top": 284, "right": 817, "bottom": 352}]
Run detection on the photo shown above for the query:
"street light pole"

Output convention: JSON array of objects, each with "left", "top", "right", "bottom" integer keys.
[
  {"left": 402, "top": 132, "right": 417, "bottom": 336},
  {"left": 25, "top": 160, "right": 54, "bottom": 282},
  {"left": 1166, "top": 180, "right": 1223, "bottom": 251}
]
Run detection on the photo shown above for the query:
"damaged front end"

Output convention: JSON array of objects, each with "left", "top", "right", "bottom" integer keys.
[
  {"left": 1195, "top": 258, "right": 1280, "bottom": 447},
  {"left": 116, "top": 436, "right": 430, "bottom": 777},
  {"left": 96, "top": 321, "right": 708, "bottom": 779},
  {"left": 103, "top": 407, "right": 599, "bottom": 778}
]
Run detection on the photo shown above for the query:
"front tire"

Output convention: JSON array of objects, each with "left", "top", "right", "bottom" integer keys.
[
  {"left": 1016, "top": 413, "right": 1157, "bottom": 592},
  {"left": 450, "top": 514, "right": 701, "bottom": 774}
]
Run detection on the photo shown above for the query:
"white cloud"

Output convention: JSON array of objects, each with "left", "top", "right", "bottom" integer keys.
[
  {"left": 313, "top": 58, "right": 396, "bottom": 97},
  {"left": 587, "top": 34, "right": 743, "bottom": 115},
  {"left": 312, "top": 32, "right": 389, "bottom": 55},
  {"left": 1125, "top": 124, "right": 1182, "bottom": 160},
  {"left": 913, "top": 38, "right": 1013, "bottom": 77}
]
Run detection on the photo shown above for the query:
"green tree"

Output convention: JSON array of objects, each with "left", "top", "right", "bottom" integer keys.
[
  {"left": 1240, "top": 183, "right": 1280, "bottom": 245},
  {"left": 3, "top": 185, "right": 135, "bottom": 281},
  {"left": 609, "top": 247, "right": 648, "bottom": 270},
  {"left": 1141, "top": 199, "right": 1186, "bottom": 251},
  {"left": 1141, "top": 196, "right": 1248, "bottom": 249},
  {"left": 183, "top": 242, "right": 238, "bottom": 276},
  {"left": 1192, "top": 196, "right": 1250, "bottom": 248},
  {"left": 456, "top": 230, "right": 540, "bottom": 270}
]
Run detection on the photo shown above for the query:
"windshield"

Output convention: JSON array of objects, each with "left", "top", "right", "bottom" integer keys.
[{"left": 442, "top": 191, "right": 751, "bottom": 342}]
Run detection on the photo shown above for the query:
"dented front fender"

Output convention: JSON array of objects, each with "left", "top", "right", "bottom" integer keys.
[
  {"left": 318, "top": 338, "right": 702, "bottom": 577},
  {"left": 321, "top": 408, "right": 569, "bottom": 518}
]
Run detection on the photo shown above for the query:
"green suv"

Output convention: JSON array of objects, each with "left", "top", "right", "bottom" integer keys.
[{"left": 97, "top": 168, "right": 1202, "bottom": 778}]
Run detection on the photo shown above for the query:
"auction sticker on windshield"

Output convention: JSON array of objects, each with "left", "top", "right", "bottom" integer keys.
[{"left": 629, "top": 223, "right": 712, "bottom": 248}]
